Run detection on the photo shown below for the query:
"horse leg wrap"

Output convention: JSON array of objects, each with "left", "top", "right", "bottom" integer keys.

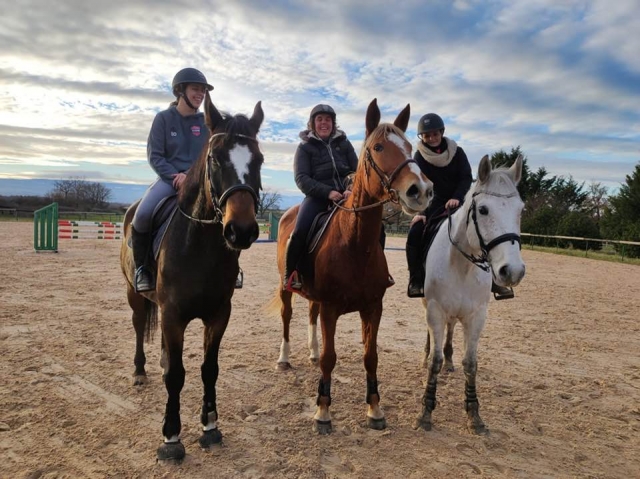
[
  {"left": 464, "top": 383, "right": 479, "bottom": 412},
  {"left": 366, "top": 379, "right": 380, "bottom": 404},
  {"left": 422, "top": 382, "right": 437, "bottom": 411},
  {"left": 316, "top": 378, "right": 331, "bottom": 407},
  {"left": 201, "top": 401, "right": 218, "bottom": 426}
]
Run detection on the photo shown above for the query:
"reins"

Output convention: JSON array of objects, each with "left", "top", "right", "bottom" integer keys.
[
  {"left": 179, "top": 132, "right": 260, "bottom": 224},
  {"left": 447, "top": 190, "right": 522, "bottom": 272}
]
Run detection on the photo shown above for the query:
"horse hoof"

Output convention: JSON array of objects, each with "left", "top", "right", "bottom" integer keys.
[
  {"left": 199, "top": 429, "right": 223, "bottom": 449},
  {"left": 444, "top": 365, "right": 455, "bottom": 373},
  {"left": 414, "top": 416, "right": 432, "bottom": 431},
  {"left": 309, "top": 357, "right": 319, "bottom": 366},
  {"left": 313, "top": 419, "right": 332, "bottom": 435},
  {"left": 276, "top": 362, "right": 292, "bottom": 371},
  {"left": 366, "top": 416, "right": 387, "bottom": 430},
  {"left": 468, "top": 422, "right": 488, "bottom": 435},
  {"left": 132, "top": 374, "right": 148, "bottom": 386},
  {"left": 156, "top": 441, "right": 185, "bottom": 463}
]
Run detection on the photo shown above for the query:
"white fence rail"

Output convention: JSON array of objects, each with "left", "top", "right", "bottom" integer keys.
[{"left": 521, "top": 232, "right": 640, "bottom": 261}]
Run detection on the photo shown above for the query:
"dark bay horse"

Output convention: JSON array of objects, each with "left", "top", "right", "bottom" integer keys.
[
  {"left": 270, "top": 99, "right": 434, "bottom": 434},
  {"left": 120, "top": 93, "right": 264, "bottom": 461}
]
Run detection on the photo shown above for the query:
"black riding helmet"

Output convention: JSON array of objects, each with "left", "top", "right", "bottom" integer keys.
[
  {"left": 171, "top": 68, "right": 213, "bottom": 110},
  {"left": 307, "top": 104, "right": 336, "bottom": 131},
  {"left": 172, "top": 67, "right": 213, "bottom": 94},
  {"left": 417, "top": 113, "right": 445, "bottom": 135}
]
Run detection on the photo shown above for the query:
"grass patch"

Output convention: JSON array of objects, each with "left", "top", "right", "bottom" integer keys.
[{"left": 524, "top": 244, "right": 640, "bottom": 265}]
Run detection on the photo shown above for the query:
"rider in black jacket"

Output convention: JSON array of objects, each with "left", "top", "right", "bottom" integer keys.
[{"left": 284, "top": 104, "right": 358, "bottom": 290}]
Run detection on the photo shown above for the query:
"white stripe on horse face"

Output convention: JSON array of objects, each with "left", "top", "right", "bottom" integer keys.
[
  {"left": 388, "top": 133, "right": 411, "bottom": 158},
  {"left": 229, "top": 144, "right": 252, "bottom": 183}
]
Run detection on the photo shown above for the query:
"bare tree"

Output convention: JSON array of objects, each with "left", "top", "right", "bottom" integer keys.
[
  {"left": 258, "top": 189, "right": 282, "bottom": 216},
  {"left": 587, "top": 181, "right": 608, "bottom": 224},
  {"left": 49, "top": 177, "right": 112, "bottom": 210}
]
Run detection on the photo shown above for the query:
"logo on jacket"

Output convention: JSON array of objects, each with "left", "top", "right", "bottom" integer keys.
[
  {"left": 191, "top": 125, "right": 201, "bottom": 137},
  {"left": 170, "top": 127, "right": 177, "bottom": 137}
]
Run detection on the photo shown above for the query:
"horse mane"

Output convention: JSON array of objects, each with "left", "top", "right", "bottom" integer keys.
[{"left": 178, "top": 111, "right": 253, "bottom": 206}]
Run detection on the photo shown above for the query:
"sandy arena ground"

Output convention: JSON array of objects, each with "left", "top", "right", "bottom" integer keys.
[{"left": 1, "top": 221, "right": 639, "bottom": 478}]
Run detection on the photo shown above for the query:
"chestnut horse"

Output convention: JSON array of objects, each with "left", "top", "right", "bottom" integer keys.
[
  {"left": 120, "top": 93, "right": 264, "bottom": 461},
  {"left": 271, "top": 99, "right": 434, "bottom": 434}
]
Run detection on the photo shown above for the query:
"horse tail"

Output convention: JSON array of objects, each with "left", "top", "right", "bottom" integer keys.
[
  {"left": 144, "top": 298, "right": 158, "bottom": 343},
  {"left": 264, "top": 287, "right": 284, "bottom": 317}
]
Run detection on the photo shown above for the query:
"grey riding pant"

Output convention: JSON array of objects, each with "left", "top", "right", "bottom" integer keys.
[{"left": 132, "top": 178, "right": 177, "bottom": 233}]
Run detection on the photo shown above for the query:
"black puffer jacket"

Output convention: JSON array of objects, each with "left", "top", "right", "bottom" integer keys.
[{"left": 294, "top": 129, "right": 359, "bottom": 199}]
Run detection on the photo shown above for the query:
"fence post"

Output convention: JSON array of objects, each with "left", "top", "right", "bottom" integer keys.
[
  {"left": 268, "top": 212, "right": 280, "bottom": 241},
  {"left": 34, "top": 202, "right": 59, "bottom": 252}
]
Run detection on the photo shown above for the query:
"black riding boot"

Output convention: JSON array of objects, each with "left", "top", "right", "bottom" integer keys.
[
  {"left": 131, "top": 226, "right": 154, "bottom": 293},
  {"left": 406, "top": 244, "right": 425, "bottom": 298},
  {"left": 491, "top": 281, "right": 514, "bottom": 300},
  {"left": 283, "top": 235, "right": 303, "bottom": 291}
]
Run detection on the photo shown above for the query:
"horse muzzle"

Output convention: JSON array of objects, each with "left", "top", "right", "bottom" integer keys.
[
  {"left": 493, "top": 262, "right": 526, "bottom": 288},
  {"left": 399, "top": 174, "right": 434, "bottom": 214},
  {"left": 222, "top": 190, "right": 260, "bottom": 250}
]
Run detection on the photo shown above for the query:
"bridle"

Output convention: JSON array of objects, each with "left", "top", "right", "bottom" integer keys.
[
  {"left": 448, "top": 190, "right": 522, "bottom": 272},
  {"left": 334, "top": 136, "right": 417, "bottom": 213},
  {"left": 179, "top": 132, "right": 260, "bottom": 224}
]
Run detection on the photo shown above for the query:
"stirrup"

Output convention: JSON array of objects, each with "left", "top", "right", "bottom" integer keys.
[
  {"left": 284, "top": 271, "right": 302, "bottom": 292},
  {"left": 491, "top": 287, "right": 516, "bottom": 301},
  {"left": 235, "top": 268, "right": 244, "bottom": 289},
  {"left": 134, "top": 266, "right": 155, "bottom": 293},
  {"left": 492, "top": 285, "right": 514, "bottom": 301}
]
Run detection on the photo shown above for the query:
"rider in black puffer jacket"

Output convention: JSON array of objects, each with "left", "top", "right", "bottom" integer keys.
[{"left": 284, "top": 104, "right": 358, "bottom": 291}]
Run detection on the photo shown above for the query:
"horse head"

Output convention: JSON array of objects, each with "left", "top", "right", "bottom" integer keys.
[
  {"left": 203, "top": 93, "right": 264, "bottom": 249},
  {"left": 362, "top": 99, "right": 433, "bottom": 214},
  {"left": 466, "top": 154, "right": 526, "bottom": 287}
]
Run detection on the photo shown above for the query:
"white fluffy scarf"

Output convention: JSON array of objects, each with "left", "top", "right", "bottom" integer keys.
[{"left": 417, "top": 137, "right": 458, "bottom": 167}]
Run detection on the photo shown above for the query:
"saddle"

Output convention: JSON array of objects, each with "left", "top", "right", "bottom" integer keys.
[
  {"left": 128, "top": 195, "right": 178, "bottom": 261},
  {"left": 306, "top": 205, "right": 340, "bottom": 254},
  {"left": 420, "top": 206, "right": 458, "bottom": 262}
]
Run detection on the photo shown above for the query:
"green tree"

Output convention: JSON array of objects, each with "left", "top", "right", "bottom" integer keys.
[{"left": 601, "top": 163, "right": 640, "bottom": 257}]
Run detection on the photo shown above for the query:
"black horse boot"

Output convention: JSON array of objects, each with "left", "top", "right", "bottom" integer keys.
[
  {"left": 283, "top": 236, "right": 303, "bottom": 291},
  {"left": 131, "top": 226, "right": 154, "bottom": 293},
  {"left": 406, "top": 244, "right": 425, "bottom": 298},
  {"left": 492, "top": 281, "right": 514, "bottom": 300}
]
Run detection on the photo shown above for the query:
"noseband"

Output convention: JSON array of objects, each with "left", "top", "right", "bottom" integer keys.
[
  {"left": 179, "top": 132, "right": 260, "bottom": 224},
  {"left": 448, "top": 190, "right": 522, "bottom": 272}
]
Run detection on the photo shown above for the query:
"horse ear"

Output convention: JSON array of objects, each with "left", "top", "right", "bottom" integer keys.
[
  {"left": 365, "top": 98, "right": 381, "bottom": 138},
  {"left": 205, "top": 91, "right": 223, "bottom": 131},
  {"left": 250, "top": 101, "right": 264, "bottom": 133},
  {"left": 393, "top": 104, "right": 411, "bottom": 132},
  {"left": 510, "top": 154, "right": 523, "bottom": 185},
  {"left": 478, "top": 155, "right": 492, "bottom": 184}
]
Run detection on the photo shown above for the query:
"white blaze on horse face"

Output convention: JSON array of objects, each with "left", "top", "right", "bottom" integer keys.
[
  {"left": 229, "top": 144, "right": 252, "bottom": 183},
  {"left": 387, "top": 132, "right": 411, "bottom": 158},
  {"left": 386, "top": 132, "right": 433, "bottom": 213}
]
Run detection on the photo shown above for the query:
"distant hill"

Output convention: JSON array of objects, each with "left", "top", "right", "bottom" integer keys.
[{"left": 0, "top": 178, "right": 303, "bottom": 209}]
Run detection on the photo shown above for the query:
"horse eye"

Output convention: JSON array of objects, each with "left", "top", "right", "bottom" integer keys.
[
  {"left": 373, "top": 144, "right": 383, "bottom": 152},
  {"left": 478, "top": 205, "right": 489, "bottom": 215}
]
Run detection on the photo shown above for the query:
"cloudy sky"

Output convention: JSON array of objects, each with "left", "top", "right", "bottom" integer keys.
[{"left": 1, "top": 0, "right": 639, "bottom": 198}]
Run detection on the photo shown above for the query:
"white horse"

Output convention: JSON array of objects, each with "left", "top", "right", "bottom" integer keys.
[{"left": 415, "top": 154, "right": 526, "bottom": 434}]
